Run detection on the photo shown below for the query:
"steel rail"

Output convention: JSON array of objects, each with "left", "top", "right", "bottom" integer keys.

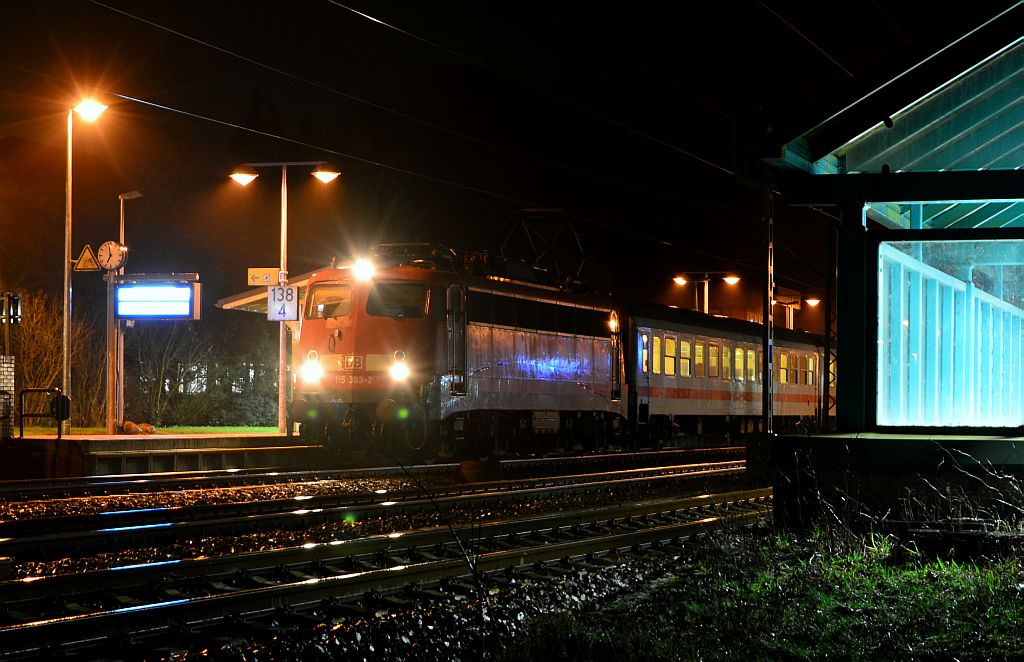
[
  {"left": 0, "top": 488, "right": 771, "bottom": 658},
  {"left": 0, "top": 462, "right": 745, "bottom": 558},
  {"left": 0, "top": 447, "right": 741, "bottom": 500},
  {"left": 0, "top": 463, "right": 459, "bottom": 501}
]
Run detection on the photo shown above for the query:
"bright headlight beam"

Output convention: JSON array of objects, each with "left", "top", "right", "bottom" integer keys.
[
  {"left": 389, "top": 361, "right": 410, "bottom": 380},
  {"left": 352, "top": 258, "right": 375, "bottom": 282},
  {"left": 300, "top": 359, "right": 324, "bottom": 383}
]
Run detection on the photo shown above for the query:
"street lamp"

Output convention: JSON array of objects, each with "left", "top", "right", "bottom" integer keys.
[
  {"left": 672, "top": 273, "right": 741, "bottom": 314},
  {"left": 231, "top": 161, "right": 341, "bottom": 434},
  {"left": 771, "top": 287, "right": 809, "bottom": 330},
  {"left": 106, "top": 191, "right": 142, "bottom": 433},
  {"left": 63, "top": 98, "right": 107, "bottom": 433}
]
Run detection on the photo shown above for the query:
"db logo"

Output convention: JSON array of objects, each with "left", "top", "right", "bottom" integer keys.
[{"left": 342, "top": 355, "right": 364, "bottom": 371}]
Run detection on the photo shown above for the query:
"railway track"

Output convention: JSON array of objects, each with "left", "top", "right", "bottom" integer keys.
[
  {"left": 0, "top": 460, "right": 746, "bottom": 563},
  {"left": 0, "top": 464, "right": 458, "bottom": 501},
  {"left": 0, "top": 447, "right": 743, "bottom": 500},
  {"left": 0, "top": 486, "right": 771, "bottom": 660}
]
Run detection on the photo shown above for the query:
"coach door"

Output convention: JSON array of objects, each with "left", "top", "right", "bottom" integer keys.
[
  {"left": 637, "top": 329, "right": 651, "bottom": 423},
  {"left": 610, "top": 311, "right": 622, "bottom": 401},
  {"left": 446, "top": 284, "right": 467, "bottom": 395}
]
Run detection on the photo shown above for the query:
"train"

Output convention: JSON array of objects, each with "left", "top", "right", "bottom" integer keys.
[{"left": 290, "top": 243, "right": 827, "bottom": 460}]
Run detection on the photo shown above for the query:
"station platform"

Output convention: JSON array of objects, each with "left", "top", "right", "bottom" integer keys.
[
  {"left": 0, "top": 432, "right": 322, "bottom": 478},
  {"left": 764, "top": 432, "right": 1024, "bottom": 527}
]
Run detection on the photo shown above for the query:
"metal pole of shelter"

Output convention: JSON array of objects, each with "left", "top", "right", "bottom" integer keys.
[
  {"left": 762, "top": 186, "right": 774, "bottom": 436},
  {"left": 278, "top": 165, "right": 288, "bottom": 434},
  {"left": 107, "top": 191, "right": 141, "bottom": 434},
  {"left": 105, "top": 267, "right": 115, "bottom": 433},
  {"left": 62, "top": 109, "right": 73, "bottom": 435},
  {"left": 117, "top": 198, "right": 125, "bottom": 431}
]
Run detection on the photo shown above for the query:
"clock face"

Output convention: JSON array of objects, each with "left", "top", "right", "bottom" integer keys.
[{"left": 97, "top": 240, "right": 126, "bottom": 270}]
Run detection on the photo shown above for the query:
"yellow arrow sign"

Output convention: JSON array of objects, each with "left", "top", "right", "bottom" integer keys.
[
  {"left": 74, "top": 244, "right": 100, "bottom": 272},
  {"left": 248, "top": 267, "right": 279, "bottom": 286}
]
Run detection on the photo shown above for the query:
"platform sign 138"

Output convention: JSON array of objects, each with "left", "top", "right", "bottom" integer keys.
[{"left": 267, "top": 285, "right": 299, "bottom": 321}]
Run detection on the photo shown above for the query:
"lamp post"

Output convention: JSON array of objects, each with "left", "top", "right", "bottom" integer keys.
[
  {"left": 63, "top": 99, "right": 107, "bottom": 433},
  {"left": 106, "top": 191, "right": 142, "bottom": 433},
  {"left": 231, "top": 161, "right": 340, "bottom": 434},
  {"left": 672, "top": 272, "right": 741, "bottom": 314}
]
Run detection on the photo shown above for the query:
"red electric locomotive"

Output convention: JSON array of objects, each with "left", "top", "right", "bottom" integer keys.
[
  {"left": 291, "top": 243, "right": 826, "bottom": 459},
  {"left": 292, "top": 243, "right": 626, "bottom": 459}
]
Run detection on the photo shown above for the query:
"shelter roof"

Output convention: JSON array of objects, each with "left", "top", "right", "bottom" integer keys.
[{"left": 774, "top": 4, "right": 1023, "bottom": 230}]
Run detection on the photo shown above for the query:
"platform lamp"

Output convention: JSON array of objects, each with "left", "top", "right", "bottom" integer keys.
[
  {"left": 63, "top": 98, "right": 107, "bottom": 434},
  {"left": 673, "top": 273, "right": 741, "bottom": 314},
  {"left": 231, "top": 161, "right": 341, "bottom": 434}
]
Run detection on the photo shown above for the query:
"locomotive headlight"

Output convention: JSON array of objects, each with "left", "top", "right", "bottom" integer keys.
[
  {"left": 352, "top": 258, "right": 375, "bottom": 282},
  {"left": 389, "top": 350, "right": 410, "bottom": 381},
  {"left": 300, "top": 350, "right": 324, "bottom": 383}
]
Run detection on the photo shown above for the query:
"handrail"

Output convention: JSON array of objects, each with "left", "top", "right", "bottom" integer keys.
[{"left": 18, "top": 387, "right": 65, "bottom": 440}]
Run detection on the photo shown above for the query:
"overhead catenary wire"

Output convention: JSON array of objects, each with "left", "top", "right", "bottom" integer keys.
[
  {"left": 116, "top": 93, "right": 540, "bottom": 208},
  {"left": 756, "top": 1, "right": 855, "bottom": 79},
  {"left": 520, "top": 0, "right": 736, "bottom": 123},
  {"left": 116, "top": 91, "right": 760, "bottom": 269},
  {"left": 1, "top": 0, "right": 824, "bottom": 290},
  {"left": 0, "top": 55, "right": 760, "bottom": 268},
  {"left": 85, "top": 0, "right": 730, "bottom": 210},
  {"left": 324, "top": 0, "right": 736, "bottom": 177}
]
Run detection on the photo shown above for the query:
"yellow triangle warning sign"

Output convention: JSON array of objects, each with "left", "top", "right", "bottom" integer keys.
[{"left": 74, "top": 244, "right": 100, "bottom": 272}]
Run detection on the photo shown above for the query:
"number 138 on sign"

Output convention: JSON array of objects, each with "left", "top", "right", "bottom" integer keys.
[{"left": 267, "top": 285, "right": 298, "bottom": 321}]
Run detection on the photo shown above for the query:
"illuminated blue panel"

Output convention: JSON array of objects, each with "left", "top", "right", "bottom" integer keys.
[
  {"left": 878, "top": 241, "right": 1024, "bottom": 427},
  {"left": 116, "top": 283, "right": 199, "bottom": 320}
]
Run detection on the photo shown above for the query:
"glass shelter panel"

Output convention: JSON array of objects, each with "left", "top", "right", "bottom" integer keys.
[{"left": 878, "top": 240, "right": 1024, "bottom": 427}]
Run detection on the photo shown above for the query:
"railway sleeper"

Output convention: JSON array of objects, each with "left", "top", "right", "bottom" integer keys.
[
  {"left": 319, "top": 598, "right": 373, "bottom": 620},
  {"left": 274, "top": 564, "right": 315, "bottom": 582},
  {"left": 272, "top": 605, "right": 323, "bottom": 628}
]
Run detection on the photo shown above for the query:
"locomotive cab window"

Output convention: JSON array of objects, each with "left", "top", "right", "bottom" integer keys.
[
  {"left": 305, "top": 283, "right": 352, "bottom": 319},
  {"left": 367, "top": 283, "right": 429, "bottom": 318}
]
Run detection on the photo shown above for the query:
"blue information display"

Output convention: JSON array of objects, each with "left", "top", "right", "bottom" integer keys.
[{"left": 116, "top": 282, "right": 201, "bottom": 320}]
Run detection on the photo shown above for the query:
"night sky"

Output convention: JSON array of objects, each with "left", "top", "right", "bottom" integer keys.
[{"left": 0, "top": 1, "right": 1016, "bottom": 324}]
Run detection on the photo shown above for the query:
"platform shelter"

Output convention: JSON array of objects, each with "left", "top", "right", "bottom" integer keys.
[{"left": 766, "top": 8, "right": 1024, "bottom": 523}]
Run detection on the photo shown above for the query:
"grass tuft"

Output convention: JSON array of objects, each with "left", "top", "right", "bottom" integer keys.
[{"left": 500, "top": 525, "right": 1024, "bottom": 660}]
